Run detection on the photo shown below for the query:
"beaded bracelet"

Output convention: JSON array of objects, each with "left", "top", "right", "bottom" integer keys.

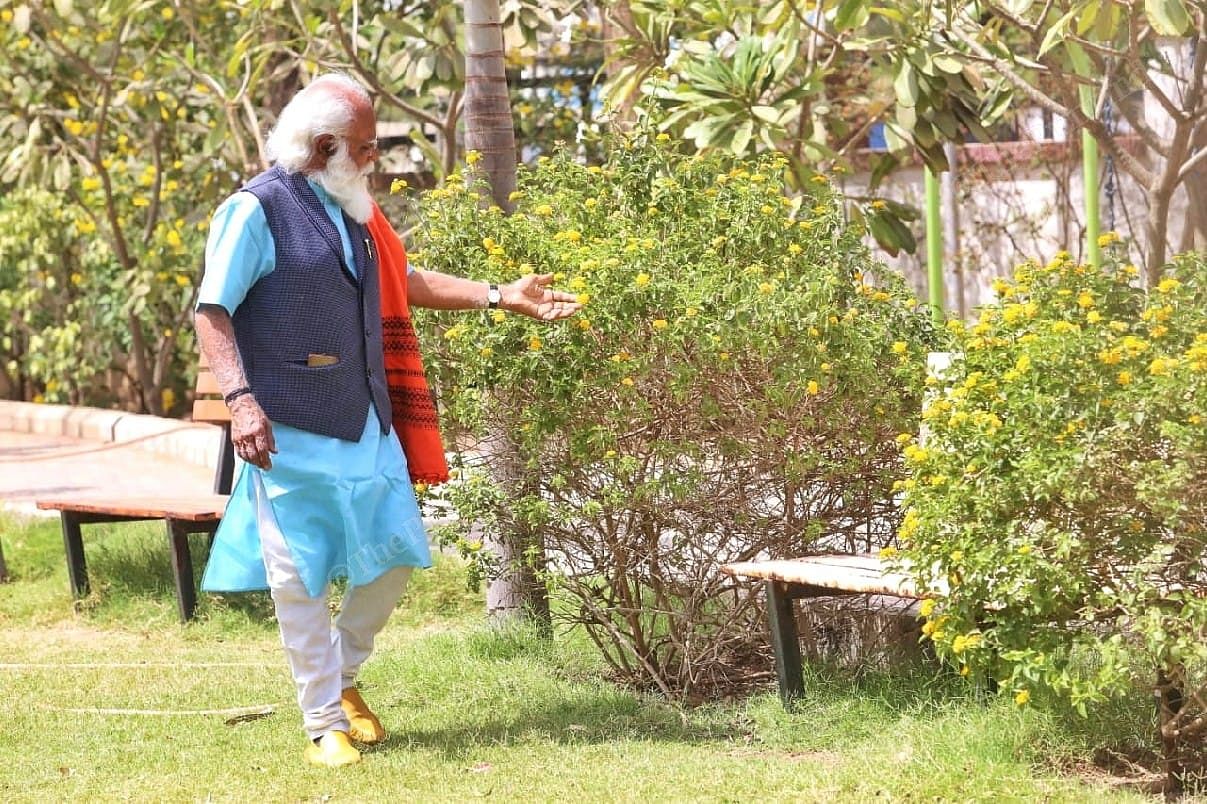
[{"left": 223, "top": 386, "right": 254, "bottom": 405}]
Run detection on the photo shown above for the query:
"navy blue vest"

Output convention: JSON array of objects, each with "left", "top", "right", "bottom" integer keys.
[{"left": 232, "top": 166, "right": 391, "bottom": 441}]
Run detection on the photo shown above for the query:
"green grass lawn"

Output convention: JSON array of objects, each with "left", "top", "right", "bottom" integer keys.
[{"left": 0, "top": 513, "right": 1163, "bottom": 802}]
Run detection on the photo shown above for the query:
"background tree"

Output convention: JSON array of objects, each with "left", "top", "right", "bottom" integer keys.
[{"left": 838, "top": 0, "right": 1206, "bottom": 283}]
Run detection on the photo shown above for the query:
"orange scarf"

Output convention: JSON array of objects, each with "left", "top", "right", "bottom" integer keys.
[{"left": 366, "top": 204, "right": 450, "bottom": 486}]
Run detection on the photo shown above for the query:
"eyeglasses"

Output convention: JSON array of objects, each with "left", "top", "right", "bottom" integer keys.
[{"left": 346, "top": 136, "right": 379, "bottom": 159}]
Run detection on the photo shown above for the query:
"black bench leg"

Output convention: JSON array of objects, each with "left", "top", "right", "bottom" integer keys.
[
  {"left": 61, "top": 511, "right": 89, "bottom": 599},
  {"left": 166, "top": 520, "right": 197, "bottom": 623},
  {"left": 766, "top": 580, "right": 805, "bottom": 706}
]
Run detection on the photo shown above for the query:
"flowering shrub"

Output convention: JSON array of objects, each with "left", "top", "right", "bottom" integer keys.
[
  {"left": 896, "top": 249, "right": 1206, "bottom": 784},
  {"left": 411, "top": 134, "right": 940, "bottom": 695}
]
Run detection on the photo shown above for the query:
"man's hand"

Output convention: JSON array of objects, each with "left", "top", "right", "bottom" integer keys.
[
  {"left": 229, "top": 394, "right": 277, "bottom": 470},
  {"left": 501, "top": 273, "right": 582, "bottom": 321}
]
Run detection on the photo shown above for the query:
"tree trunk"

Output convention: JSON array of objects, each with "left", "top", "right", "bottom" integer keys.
[
  {"left": 602, "top": 0, "right": 641, "bottom": 129},
  {"left": 463, "top": 0, "right": 517, "bottom": 211},
  {"left": 462, "top": 0, "right": 549, "bottom": 626}
]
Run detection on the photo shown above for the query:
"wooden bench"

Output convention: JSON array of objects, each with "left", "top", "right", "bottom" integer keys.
[
  {"left": 35, "top": 354, "right": 235, "bottom": 622},
  {"left": 721, "top": 554, "right": 925, "bottom": 705}
]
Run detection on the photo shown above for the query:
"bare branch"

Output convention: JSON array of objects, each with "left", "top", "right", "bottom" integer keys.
[
  {"left": 1126, "top": 8, "right": 1183, "bottom": 122},
  {"left": 1108, "top": 82, "right": 1170, "bottom": 156},
  {"left": 946, "top": 24, "right": 1158, "bottom": 187},
  {"left": 327, "top": 9, "right": 446, "bottom": 130}
]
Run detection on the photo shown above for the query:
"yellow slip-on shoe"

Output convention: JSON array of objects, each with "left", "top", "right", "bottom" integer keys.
[
  {"left": 341, "top": 687, "right": 386, "bottom": 745},
  {"left": 304, "top": 730, "right": 361, "bottom": 767}
]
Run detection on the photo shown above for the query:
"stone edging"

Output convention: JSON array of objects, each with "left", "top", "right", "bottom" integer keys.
[{"left": 0, "top": 400, "right": 221, "bottom": 471}]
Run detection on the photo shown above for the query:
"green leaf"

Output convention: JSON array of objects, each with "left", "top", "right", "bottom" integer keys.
[
  {"left": 1144, "top": 0, "right": 1190, "bottom": 35},
  {"left": 730, "top": 118, "right": 754, "bottom": 155},
  {"left": 835, "top": 0, "right": 870, "bottom": 32},
  {"left": 1076, "top": 0, "right": 1102, "bottom": 36},
  {"left": 933, "top": 54, "right": 963, "bottom": 74},
  {"left": 894, "top": 61, "right": 919, "bottom": 107},
  {"left": 1038, "top": 6, "right": 1079, "bottom": 57}
]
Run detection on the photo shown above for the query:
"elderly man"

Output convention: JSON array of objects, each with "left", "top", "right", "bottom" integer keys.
[{"left": 195, "top": 73, "right": 578, "bottom": 767}]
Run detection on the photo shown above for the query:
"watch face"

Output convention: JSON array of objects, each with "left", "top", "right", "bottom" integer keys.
[{"left": 488, "top": 286, "right": 502, "bottom": 306}]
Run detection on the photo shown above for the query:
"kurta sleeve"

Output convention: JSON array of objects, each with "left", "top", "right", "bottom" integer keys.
[{"left": 197, "top": 192, "right": 276, "bottom": 315}]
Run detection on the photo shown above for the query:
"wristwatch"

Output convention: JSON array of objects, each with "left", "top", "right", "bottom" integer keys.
[{"left": 486, "top": 283, "right": 502, "bottom": 309}]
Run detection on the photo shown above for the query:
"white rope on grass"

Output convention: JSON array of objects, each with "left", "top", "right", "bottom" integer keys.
[
  {"left": 46, "top": 704, "right": 277, "bottom": 719},
  {"left": 0, "top": 662, "right": 277, "bottom": 669}
]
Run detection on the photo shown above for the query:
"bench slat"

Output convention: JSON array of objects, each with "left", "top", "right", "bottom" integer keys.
[
  {"left": 192, "top": 398, "right": 231, "bottom": 424},
  {"left": 721, "top": 555, "right": 925, "bottom": 599},
  {"left": 36, "top": 495, "right": 228, "bottom": 521},
  {"left": 194, "top": 369, "right": 222, "bottom": 395}
]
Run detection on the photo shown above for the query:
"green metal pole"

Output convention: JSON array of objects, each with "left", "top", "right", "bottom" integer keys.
[
  {"left": 1070, "top": 46, "right": 1101, "bottom": 267},
  {"left": 1081, "top": 129, "right": 1101, "bottom": 267},
  {"left": 924, "top": 165, "right": 943, "bottom": 322}
]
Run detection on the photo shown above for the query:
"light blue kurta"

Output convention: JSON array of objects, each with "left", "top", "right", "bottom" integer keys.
[{"left": 198, "top": 181, "right": 431, "bottom": 597}]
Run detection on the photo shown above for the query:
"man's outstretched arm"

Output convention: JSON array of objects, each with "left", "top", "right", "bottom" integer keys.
[{"left": 407, "top": 271, "right": 581, "bottom": 321}]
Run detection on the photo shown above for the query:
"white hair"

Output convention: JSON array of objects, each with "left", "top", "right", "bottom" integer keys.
[{"left": 264, "top": 73, "right": 371, "bottom": 173}]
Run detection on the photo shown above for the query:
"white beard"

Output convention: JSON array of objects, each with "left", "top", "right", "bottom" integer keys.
[{"left": 312, "top": 142, "right": 374, "bottom": 224}]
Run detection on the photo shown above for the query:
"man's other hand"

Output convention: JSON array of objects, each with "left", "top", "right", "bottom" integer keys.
[
  {"left": 501, "top": 274, "right": 582, "bottom": 321},
  {"left": 230, "top": 395, "right": 277, "bottom": 470}
]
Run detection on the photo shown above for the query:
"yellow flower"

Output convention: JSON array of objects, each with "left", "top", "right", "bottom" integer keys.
[
  {"left": 1014, "top": 689, "right": 1031, "bottom": 706},
  {"left": 719, "top": 352, "right": 730, "bottom": 361},
  {"left": 620, "top": 376, "right": 634, "bottom": 387},
  {"left": 161, "top": 7, "right": 175, "bottom": 19},
  {"left": 1117, "top": 370, "right": 1132, "bottom": 386},
  {"left": 787, "top": 243, "right": 802, "bottom": 256},
  {"left": 576, "top": 293, "right": 590, "bottom": 305},
  {"left": 535, "top": 204, "right": 553, "bottom": 216},
  {"left": 1077, "top": 292, "right": 1094, "bottom": 309},
  {"left": 1096, "top": 231, "right": 1119, "bottom": 247},
  {"left": 0, "top": 9, "right": 11, "bottom": 22},
  {"left": 479, "top": 347, "right": 493, "bottom": 358},
  {"left": 174, "top": 274, "right": 190, "bottom": 287},
  {"left": 871, "top": 199, "right": 887, "bottom": 210},
  {"left": 878, "top": 546, "right": 898, "bottom": 559},
  {"left": 634, "top": 273, "right": 651, "bottom": 288},
  {"left": 655, "top": 132, "right": 670, "bottom": 142},
  {"left": 528, "top": 336, "right": 542, "bottom": 351},
  {"left": 652, "top": 319, "right": 668, "bottom": 331},
  {"left": 1014, "top": 354, "right": 1031, "bottom": 373},
  {"left": 133, "top": 197, "right": 149, "bottom": 208},
  {"left": 465, "top": 150, "right": 482, "bottom": 165},
  {"left": 576, "top": 318, "right": 591, "bottom": 331},
  {"left": 1017, "top": 544, "right": 1031, "bottom": 555},
  {"left": 919, "top": 598, "right": 936, "bottom": 617},
  {"left": 604, "top": 449, "right": 617, "bottom": 458},
  {"left": 491, "top": 310, "right": 506, "bottom": 324},
  {"left": 685, "top": 307, "right": 698, "bottom": 318},
  {"left": 1149, "top": 357, "right": 1176, "bottom": 376},
  {"left": 891, "top": 341, "right": 907, "bottom": 355},
  {"left": 807, "top": 380, "right": 820, "bottom": 395},
  {"left": 390, "top": 178, "right": 409, "bottom": 194},
  {"left": 810, "top": 174, "right": 827, "bottom": 184},
  {"left": 1156, "top": 278, "right": 1181, "bottom": 294}
]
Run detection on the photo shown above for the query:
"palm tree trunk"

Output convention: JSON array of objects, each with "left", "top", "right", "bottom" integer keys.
[
  {"left": 462, "top": 0, "right": 549, "bottom": 627},
  {"left": 463, "top": 0, "right": 517, "bottom": 210}
]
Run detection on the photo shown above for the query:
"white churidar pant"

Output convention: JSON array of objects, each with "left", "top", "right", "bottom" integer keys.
[{"left": 253, "top": 473, "right": 412, "bottom": 739}]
